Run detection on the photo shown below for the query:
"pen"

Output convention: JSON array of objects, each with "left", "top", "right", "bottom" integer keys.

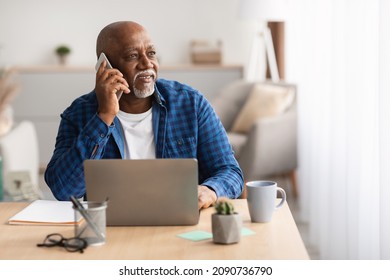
[{"left": 70, "top": 196, "right": 105, "bottom": 241}]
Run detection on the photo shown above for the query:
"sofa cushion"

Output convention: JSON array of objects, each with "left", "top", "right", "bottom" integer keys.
[
  {"left": 227, "top": 132, "right": 248, "bottom": 159},
  {"left": 231, "top": 84, "right": 294, "bottom": 133},
  {"left": 211, "top": 80, "right": 254, "bottom": 130}
]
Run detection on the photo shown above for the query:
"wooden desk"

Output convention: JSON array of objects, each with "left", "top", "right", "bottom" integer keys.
[{"left": 0, "top": 199, "right": 309, "bottom": 260}]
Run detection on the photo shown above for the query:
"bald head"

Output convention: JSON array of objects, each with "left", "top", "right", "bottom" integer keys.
[
  {"left": 96, "top": 21, "right": 146, "bottom": 57},
  {"left": 94, "top": 21, "right": 159, "bottom": 102}
]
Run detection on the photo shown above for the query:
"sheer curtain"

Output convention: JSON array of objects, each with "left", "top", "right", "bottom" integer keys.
[{"left": 285, "top": 0, "right": 390, "bottom": 259}]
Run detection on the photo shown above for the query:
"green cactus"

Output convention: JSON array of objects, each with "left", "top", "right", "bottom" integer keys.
[{"left": 214, "top": 199, "right": 235, "bottom": 215}]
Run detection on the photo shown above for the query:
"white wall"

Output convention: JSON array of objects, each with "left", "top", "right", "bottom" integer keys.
[{"left": 0, "top": 0, "right": 256, "bottom": 68}]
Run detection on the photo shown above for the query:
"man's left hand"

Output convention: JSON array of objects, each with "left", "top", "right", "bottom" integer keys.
[{"left": 198, "top": 185, "right": 217, "bottom": 209}]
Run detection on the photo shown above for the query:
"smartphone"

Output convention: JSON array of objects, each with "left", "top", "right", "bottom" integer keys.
[{"left": 95, "top": 52, "right": 123, "bottom": 100}]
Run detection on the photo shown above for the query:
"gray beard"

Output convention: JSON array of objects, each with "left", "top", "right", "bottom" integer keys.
[{"left": 133, "top": 84, "right": 155, "bottom": 99}]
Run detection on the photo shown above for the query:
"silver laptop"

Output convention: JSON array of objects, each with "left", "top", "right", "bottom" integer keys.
[{"left": 84, "top": 159, "right": 199, "bottom": 226}]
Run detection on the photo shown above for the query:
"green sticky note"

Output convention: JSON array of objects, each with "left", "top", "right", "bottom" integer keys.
[
  {"left": 241, "top": 227, "right": 256, "bottom": 236},
  {"left": 177, "top": 230, "right": 213, "bottom": 241}
]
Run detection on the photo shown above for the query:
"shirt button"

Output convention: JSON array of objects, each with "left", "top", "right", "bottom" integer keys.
[
  {"left": 177, "top": 139, "right": 183, "bottom": 145},
  {"left": 100, "top": 133, "right": 105, "bottom": 138}
]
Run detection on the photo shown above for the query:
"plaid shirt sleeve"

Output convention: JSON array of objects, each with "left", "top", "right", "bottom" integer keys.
[
  {"left": 195, "top": 93, "right": 244, "bottom": 198},
  {"left": 44, "top": 92, "right": 118, "bottom": 200},
  {"left": 157, "top": 80, "right": 244, "bottom": 198}
]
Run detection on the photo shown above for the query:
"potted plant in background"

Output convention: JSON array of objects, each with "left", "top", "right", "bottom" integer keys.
[
  {"left": 212, "top": 198, "right": 242, "bottom": 244},
  {"left": 55, "top": 45, "right": 71, "bottom": 65}
]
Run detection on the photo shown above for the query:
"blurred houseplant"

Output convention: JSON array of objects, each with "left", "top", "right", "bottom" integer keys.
[
  {"left": 211, "top": 198, "right": 242, "bottom": 244},
  {"left": 55, "top": 45, "right": 71, "bottom": 65},
  {"left": 0, "top": 69, "right": 19, "bottom": 136}
]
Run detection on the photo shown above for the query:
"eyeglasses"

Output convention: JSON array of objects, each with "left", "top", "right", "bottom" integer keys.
[{"left": 37, "top": 233, "right": 88, "bottom": 253}]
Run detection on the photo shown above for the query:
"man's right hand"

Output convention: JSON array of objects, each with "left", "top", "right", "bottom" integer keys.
[{"left": 95, "top": 60, "right": 130, "bottom": 125}]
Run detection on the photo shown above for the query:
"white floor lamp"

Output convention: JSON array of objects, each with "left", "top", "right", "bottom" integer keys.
[{"left": 239, "top": 0, "right": 289, "bottom": 82}]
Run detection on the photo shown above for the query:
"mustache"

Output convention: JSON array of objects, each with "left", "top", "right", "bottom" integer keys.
[{"left": 134, "top": 70, "right": 157, "bottom": 80}]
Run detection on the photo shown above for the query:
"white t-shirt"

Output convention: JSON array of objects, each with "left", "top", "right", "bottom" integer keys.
[{"left": 116, "top": 108, "right": 156, "bottom": 159}]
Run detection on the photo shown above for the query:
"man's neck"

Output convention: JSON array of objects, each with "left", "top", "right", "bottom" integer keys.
[{"left": 119, "top": 95, "right": 153, "bottom": 114}]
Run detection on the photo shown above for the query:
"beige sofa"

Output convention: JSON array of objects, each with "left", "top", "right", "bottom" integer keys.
[{"left": 211, "top": 80, "right": 298, "bottom": 197}]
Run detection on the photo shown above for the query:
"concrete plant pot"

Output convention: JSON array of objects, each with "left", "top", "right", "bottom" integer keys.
[{"left": 211, "top": 213, "right": 242, "bottom": 244}]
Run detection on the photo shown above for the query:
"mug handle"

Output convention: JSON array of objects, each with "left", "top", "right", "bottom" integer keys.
[{"left": 275, "top": 187, "right": 286, "bottom": 209}]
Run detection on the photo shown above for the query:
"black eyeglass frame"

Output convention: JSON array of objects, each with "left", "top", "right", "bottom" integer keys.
[{"left": 37, "top": 233, "right": 88, "bottom": 253}]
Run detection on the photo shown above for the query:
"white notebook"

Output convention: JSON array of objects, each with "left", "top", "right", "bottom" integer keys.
[{"left": 8, "top": 200, "right": 79, "bottom": 226}]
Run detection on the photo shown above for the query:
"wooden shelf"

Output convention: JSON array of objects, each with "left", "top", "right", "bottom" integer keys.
[
  {"left": 11, "top": 63, "right": 243, "bottom": 73},
  {"left": 10, "top": 65, "right": 94, "bottom": 73}
]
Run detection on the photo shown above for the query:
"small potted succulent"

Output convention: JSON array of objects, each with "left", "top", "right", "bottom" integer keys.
[
  {"left": 211, "top": 198, "right": 242, "bottom": 244},
  {"left": 55, "top": 45, "right": 71, "bottom": 65}
]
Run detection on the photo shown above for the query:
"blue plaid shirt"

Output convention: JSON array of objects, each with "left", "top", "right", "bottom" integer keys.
[{"left": 45, "top": 79, "right": 244, "bottom": 201}]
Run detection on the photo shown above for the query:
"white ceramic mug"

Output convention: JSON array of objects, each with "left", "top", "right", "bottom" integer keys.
[{"left": 246, "top": 181, "right": 286, "bottom": 223}]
